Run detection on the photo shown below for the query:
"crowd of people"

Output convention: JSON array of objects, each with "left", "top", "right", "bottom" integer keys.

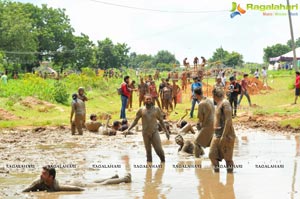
[
  {"left": 69, "top": 71, "right": 240, "bottom": 169},
  {"left": 17, "top": 65, "right": 300, "bottom": 193}
]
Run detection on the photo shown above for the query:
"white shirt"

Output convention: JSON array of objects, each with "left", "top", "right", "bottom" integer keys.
[{"left": 262, "top": 69, "right": 267, "bottom": 77}]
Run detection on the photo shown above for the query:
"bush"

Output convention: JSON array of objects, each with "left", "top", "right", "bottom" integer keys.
[{"left": 52, "top": 81, "right": 69, "bottom": 104}]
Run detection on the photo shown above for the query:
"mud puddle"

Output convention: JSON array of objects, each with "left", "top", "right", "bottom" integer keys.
[{"left": 0, "top": 128, "right": 299, "bottom": 198}]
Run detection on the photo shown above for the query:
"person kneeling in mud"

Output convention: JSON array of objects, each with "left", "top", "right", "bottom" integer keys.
[
  {"left": 70, "top": 93, "right": 85, "bottom": 135},
  {"left": 209, "top": 88, "right": 236, "bottom": 173},
  {"left": 175, "top": 135, "right": 194, "bottom": 155},
  {"left": 23, "top": 166, "right": 84, "bottom": 192},
  {"left": 86, "top": 114, "right": 102, "bottom": 132}
]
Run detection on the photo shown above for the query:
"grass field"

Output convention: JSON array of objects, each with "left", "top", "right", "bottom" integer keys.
[{"left": 0, "top": 69, "right": 299, "bottom": 129}]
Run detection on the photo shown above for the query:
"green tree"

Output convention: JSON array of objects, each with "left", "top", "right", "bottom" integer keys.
[
  {"left": 225, "top": 51, "right": 243, "bottom": 67},
  {"left": 153, "top": 50, "right": 178, "bottom": 66},
  {"left": 209, "top": 47, "right": 229, "bottom": 64},
  {"left": 263, "top": 43, "right": 291, "bottom": 63},
  {"left": 95, "top": 38, "right": 130, "bottom": 69},
  {"left": 35, "top": 4, "right": 74, "bottom": 65},
  {"left": 209, "top": 47, "right": 243, "bottom": 67},
  {"left": 128, "top": 53, "right": 153, "bottom": 68},
  {"left": 0, "top": 1, "right": 38, "bottom": 72},
  {"left": 287, "top": 37, "right": 300, "bottom": 49},
  {"left": 72, "top": 33, "right": 95, "bottom": 70}
]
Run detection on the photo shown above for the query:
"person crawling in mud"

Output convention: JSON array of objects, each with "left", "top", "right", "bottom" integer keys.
[
  {"left": 23, "top": 166, "right": 84, "bottom": 192},
  {"left": 175, "top": 135, "right": 194, "bottom": 155},
  {"left": 93, "top": 173, "right": 131, "bottom": 185},
  {"left": 85, "top": 114, "right": 102, "bottom": 132},
  {"left": 124, "top": 95, "right": 170, "bottom": 162},
  {"left": 70, "top": 93, "right": 85, "bottom": 135}
]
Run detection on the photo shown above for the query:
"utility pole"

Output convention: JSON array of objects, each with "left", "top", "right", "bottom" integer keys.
[{"left": 287, "top": 0, "right": 297, "bottom": 71}]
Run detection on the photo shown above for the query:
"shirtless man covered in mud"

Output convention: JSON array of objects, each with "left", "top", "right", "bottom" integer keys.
[
  {"left": 99, "top": 115, "right": 122, "bottom": 136},
  {"left": 23, "top": 166, "right": 84, "bottom": 192},
  {"left": 86, "top": 114, "right": 102, "bottom": 132},
  {"left": 194, "top": 87, "right": 215, "bottom": 158},
  {"left": 175, "top": 135, "right": 194, "bottom": 155},
  {"left": 77, "top": 87, "right": 88, "bottom": 125},
  {"left": 124, "top": 95, "right": 170, "bottom": 162},
  {"left": 209, "top": 88, "right": 236, "bottom": 173},
  {"left": 70, "top": 93, "right": 85, "bottom": 135}
]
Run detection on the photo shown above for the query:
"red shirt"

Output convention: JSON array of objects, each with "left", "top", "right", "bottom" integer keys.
[
  {"left": 296, "top": 75, "right": 300, "bottom": 89},
  {"left": 240, "top": 79, "right": 248, "bottom": 91},
  {"left": 121, "top": 82, "right": 130, "bottom": 97}
]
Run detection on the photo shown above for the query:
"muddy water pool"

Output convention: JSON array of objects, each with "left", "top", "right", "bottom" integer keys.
[{"left": 0, "top": 127, "right": 299, "bottom": 199}]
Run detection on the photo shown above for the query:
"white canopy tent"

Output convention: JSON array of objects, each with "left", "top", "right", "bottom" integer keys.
[{"left": 269, "top": 47, "right": 300, "bottom": 62}]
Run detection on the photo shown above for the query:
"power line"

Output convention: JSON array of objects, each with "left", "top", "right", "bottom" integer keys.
[
  {"left": 88, "top": 0, "right": 227, "bottom": 14},
  {"left": 2, "top": 49, "right": 81, "bottom": 55}
]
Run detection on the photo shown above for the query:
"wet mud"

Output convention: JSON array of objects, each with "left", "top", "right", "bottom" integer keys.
[{"left": 0, "top": 127, "right": 299, "bottom": 198}]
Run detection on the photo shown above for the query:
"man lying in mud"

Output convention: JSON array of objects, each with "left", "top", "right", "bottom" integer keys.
[
  {"left": 124, "top": 95, "right": 170, "bottom": 162},
  {"left": 23, "top": 166, "right": 84, "bottom": 192},
  {"left": 66, "top": 173, "right": 132, "bottom": 188},
  {"left": 175, "top": 135, "right": 194, "bottom": 155},
  {"left": 175, "top": 109, "right": 196, "bottom": 134},
  {"left": 93, "top": 173, "right": 131, "bottom": 185},
  {"left": 23, "top": 166, "right": 131, "bottom": 192}
]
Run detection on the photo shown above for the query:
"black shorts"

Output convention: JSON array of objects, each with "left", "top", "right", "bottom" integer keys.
[{"left": 296, "top": 88, "right": 300, "bottom": 96}]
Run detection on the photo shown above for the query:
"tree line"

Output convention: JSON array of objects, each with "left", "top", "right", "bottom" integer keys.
[
  {"left": 263, "top": 38, "right": 300, "bottom": 63},
  {"left": 0, "top": 0, "right": 178, "bottom": 73},
  {"left": 2, "top": 0, "right": 292, "bottom": 74}
]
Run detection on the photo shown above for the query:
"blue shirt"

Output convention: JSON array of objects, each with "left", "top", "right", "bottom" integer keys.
[{"left": 191, "top": 82, "right": 202, "bottom": 98}]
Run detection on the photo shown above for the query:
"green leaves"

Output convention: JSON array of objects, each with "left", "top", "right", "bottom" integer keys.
[
  {"left": 263, "top": 44, "right": 291, "bottom": 63},
  {"left": 95, "top": 38, "right": 130, "bottom": 69},
  {"left": 209, "top": 47, "right": 243, "bottom": 67}
]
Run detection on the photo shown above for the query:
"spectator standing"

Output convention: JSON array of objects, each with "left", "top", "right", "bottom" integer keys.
[{"left": 120, "top": 76, "right": 131, "bottom": 119}]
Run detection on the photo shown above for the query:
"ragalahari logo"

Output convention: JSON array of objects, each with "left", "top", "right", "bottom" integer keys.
[{"left": 230, "top": 2, "right": 246, "bottom": 18}]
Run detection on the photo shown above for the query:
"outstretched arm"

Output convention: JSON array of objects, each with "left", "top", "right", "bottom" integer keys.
[
  {"left": 124, "top": 109, "right": 142, "bottom": 137},
  {"left": 22, "top": 180, "right": 39, "bottom": 192},
  {"left": 176, "top": 110, "right": 188, "bottom": 128},
  {"left": 157, "top": 109, "right": 170, "bottom": 140}
]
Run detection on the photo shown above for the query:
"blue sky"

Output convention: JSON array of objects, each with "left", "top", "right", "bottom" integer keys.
[{"left": 17, "top": 0, "right": 300, "bottom": 63}]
